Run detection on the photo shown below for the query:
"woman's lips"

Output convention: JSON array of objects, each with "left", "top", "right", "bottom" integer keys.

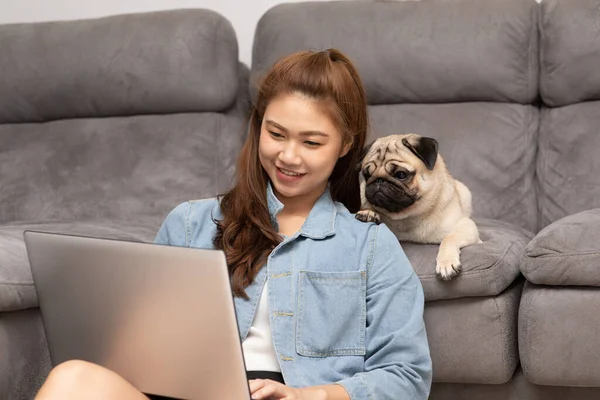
[{"left": 276, "top": 167, "right": 305, "bottom": 183}]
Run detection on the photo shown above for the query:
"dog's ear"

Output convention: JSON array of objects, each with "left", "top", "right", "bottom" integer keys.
[
  {"left": 356, "top": 141, "right": 374, "bottom": 171},
  {"left": 402, "top": 136, "right": 438, "bottom": 170}
]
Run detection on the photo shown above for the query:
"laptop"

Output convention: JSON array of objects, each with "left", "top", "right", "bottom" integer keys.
[{"left": 24, "top": 230, "right": 251, "bottom": 400}]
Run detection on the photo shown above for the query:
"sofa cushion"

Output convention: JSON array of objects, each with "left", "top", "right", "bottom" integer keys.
[
  {"left": 0, "top": 113, "right": 245, "bottom": 226},
  {"left": 519, "top": 282, "right": 600, "bottom": 386},
  {"left": 540, "top": 0, "right": 600, "bottom": 107},
  {"left": 425, "top": 279, "right": 522, "bottom": 384},
  {"left": 252, "top": 0, "right": 538, "bottom": 105},
  {"left": 405, "top": 219, "right": 532, "bottom": 302},
  {"left": 0, "top": 9, "right": 240, "bottom": 123},
  {"left": 0, "top": 221, "right": 157, "bottom": 312},
  {"left": 430, "top": 367, "right": 600, "bottom": 400},
  {"left": 0, "top": 309, "right": 51, "bottom": 399},
  {"left": 536, "top": 103, "right": 600, "bottom": 229},
  {"left": 521, "top": 209, "right": 600, "bottom": 286}
]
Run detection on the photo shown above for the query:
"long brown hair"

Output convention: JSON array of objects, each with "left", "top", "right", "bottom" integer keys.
[{"left": 214, "top": 49, "right": 368, "bottom": 298}]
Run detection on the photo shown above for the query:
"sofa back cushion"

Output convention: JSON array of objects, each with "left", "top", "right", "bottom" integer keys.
[
  {"left": 0, "top": 10, "right": 248, "bottom": 226},
  {"left": 537, "top": 0, "right": 600, "bottom": 229},
  {"left": 251, "top": 0, "right": 539, "bottom": 232},
  {"left": 0, "top": 9, "right": 240, "bottom": 123}
]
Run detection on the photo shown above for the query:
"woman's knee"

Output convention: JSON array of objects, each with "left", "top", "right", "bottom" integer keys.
[
  {"left": 37, "top": 359, "right": 111, "bottom": 399},
  {"left": 47, "top": 359, "right": 107, "bottom": 383},
  {"left": 38, "top": 360, "right": 148, "bottom": 400}
]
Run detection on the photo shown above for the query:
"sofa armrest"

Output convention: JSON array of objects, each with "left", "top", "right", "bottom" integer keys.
[
  {"left": 405, "top": 218, "right": 533, "bottom": 301},
  {"left": 521, "top": 208, "right": 600, "bottom": 286}
]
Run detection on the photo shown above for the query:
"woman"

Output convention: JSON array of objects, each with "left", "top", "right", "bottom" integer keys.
[{"left": 36, "top": 49, "right": 432, "bottom": 400}]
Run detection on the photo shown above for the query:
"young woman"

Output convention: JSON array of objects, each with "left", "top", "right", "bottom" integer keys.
[{"left": 35, "top": 49, "right": 432, "bottom": 400}]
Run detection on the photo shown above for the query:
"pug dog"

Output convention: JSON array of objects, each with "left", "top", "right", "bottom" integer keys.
[{"left": 356, "top": 134, "right": 481, "bottom": 281}]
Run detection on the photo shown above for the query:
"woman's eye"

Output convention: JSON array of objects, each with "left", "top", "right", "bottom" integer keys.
[
  {"left": 269, "top": 131, "right": 284, "bottom": 139},
  {"left": 305, "top": 141, "right": 321, "bottom": 147}
]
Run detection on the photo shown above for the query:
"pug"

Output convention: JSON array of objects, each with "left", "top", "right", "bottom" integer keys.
[{"left": 356, "top": 134, "right": 481, "bottom": 281}]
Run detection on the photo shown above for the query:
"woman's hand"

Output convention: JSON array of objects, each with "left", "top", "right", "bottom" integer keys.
[{"left": 248, "top": 379, "right": 327, "bottom": 400}]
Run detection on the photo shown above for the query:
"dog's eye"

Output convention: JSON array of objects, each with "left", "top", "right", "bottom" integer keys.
[
  {"left": 362, "top": 169, "right": 371, "bottom": 180},
  {"left": 395, "top": 171, "right": 409, "bottom": 180}
]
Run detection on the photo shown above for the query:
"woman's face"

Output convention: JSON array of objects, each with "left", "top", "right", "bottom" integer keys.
[{"left": 258, "top": 92, "right": 350, "bottom": 206}]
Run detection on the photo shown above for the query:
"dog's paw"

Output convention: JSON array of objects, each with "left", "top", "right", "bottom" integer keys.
[
  {"left": 355, "top": 210, "right": 381, "bottom": 224},
  {"left": 435, "top": 248, "right": 462, "bottom": 281}
]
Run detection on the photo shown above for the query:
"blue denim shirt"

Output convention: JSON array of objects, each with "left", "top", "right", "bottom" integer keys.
[{"left": 154, "top": 184, "right": 432, "bottom": 399}]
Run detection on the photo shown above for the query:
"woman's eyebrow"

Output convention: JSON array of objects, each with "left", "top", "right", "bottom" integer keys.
[{"left": 265, "top": 120, "right": 329, "bottom": 137}]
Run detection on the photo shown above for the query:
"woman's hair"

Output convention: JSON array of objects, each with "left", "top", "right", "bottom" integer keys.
[{"left": 214, "top": 48, "right": 368, "bottom": 298}]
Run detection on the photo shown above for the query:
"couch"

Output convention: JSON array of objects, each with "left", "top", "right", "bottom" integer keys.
[{"left": 2, "top": 0, "right": 600, "bottom": 399}]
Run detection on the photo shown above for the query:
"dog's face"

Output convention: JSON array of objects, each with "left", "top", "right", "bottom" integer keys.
[{"left": 358, "top": 134, "right": 442, "bottom": 219}]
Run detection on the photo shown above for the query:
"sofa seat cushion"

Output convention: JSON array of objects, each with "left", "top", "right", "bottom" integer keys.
[
  {"left": 0, "top": 221, "right": 157, "bottom": 313},
  {"left": 405, "top": 218, "right": 532, "bottom": 301},
  {"left": 425, "top": 279, "right": 523, "bottom": 384},
  {"left": 519, "top": 281, "right": 600, "bottom": 386},
  {"left": 0, "top": 308, "right": 51, "bottom": 399},
  {"left": 521, "top": 208, "right": 600, "bottom": 286},
  {"left": 430, "top": 366, "right": 600, "bottom": 400}
]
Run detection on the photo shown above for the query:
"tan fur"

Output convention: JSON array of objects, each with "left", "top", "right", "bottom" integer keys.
[{"left": 357, "top": 134, "right": 481, "bottom": 280}]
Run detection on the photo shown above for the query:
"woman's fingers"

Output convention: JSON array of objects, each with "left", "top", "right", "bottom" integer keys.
[
  {"left": 248, "top": 378, "right": 267, "bottom": 393},
  {"left": 249, "top": 379, "right": 293, "bottom": 400}
]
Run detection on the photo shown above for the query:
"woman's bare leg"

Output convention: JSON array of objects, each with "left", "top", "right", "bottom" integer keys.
[{"left": 36, "top": 360, "right": 150, "bottom": 400}]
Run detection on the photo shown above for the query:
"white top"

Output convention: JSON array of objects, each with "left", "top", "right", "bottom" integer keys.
[{"left": 241, "top": 280, "right": 281, "bottom": 372}]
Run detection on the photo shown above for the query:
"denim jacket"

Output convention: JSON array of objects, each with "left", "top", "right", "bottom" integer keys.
[{"left": 154, "top": 184, "right": 432, "bottom": 399}]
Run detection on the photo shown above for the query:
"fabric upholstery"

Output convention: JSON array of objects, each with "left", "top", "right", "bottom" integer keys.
[
  {"left": 0, "top": 112, "right": 245, "bottom": 227},
  {"left": 0, "top": 9, "right": 240, "bottom": 124},
  {"left": 539, "top": 0, "right": 600, "bottom": 107},
  {"left": 430, "top": 367, "right": 600, "bottom": 400},
  {"left": 0, "top": 309, "right": 51, "bottom": 400},
  {"left": 519, "top": 282, "right": 600, "bottom": 386},
  {"left": 536, "top": 0, "right": 600, "bottom": 229},
  {"left": 424, "top": 279, "right": 523, "bottom": 384},
  {"left": 536, "top": 102, "right": 600, "bottom": 229},
  {"left": 406, "top": 218, "right": 532, "bottom": 301},
  {"left": 252, "top": 0, "right": 539, "bottom": 105},
  {"left": 521, "top": 209, "right": 600, "bottom": 286}
]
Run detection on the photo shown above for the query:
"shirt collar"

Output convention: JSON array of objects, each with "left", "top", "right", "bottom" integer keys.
[{"left": 266, "top": 181, "right": 337, "bottom": 239}]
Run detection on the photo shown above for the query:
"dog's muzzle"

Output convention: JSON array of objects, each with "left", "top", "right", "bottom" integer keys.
[{"left": 365, "top": 178, "right": 416, "bottom": 212}]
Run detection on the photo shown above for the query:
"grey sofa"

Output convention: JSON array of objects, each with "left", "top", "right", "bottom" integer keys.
[{"left": 2, "top": 0, "right": 600, "bottom": 399}]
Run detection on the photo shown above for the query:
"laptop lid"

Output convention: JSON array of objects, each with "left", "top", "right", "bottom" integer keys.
[{"left": 24, "top": 230, "right": 251, "bottom": 400}]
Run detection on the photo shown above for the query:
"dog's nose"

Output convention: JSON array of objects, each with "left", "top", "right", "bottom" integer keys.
[{"left": 375, "top": 178, "right": 385, "bottom": 185}]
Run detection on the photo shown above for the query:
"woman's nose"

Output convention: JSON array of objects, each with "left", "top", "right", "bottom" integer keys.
[{"left": 278, "top": 143, "right": 301, "bottom": 165}]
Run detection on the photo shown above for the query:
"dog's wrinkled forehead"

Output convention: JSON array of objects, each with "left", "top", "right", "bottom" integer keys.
[
  {"left": 362, "top": 135, "right": 415, "bottom": 166},
  {"left": 361, "top": 133, "right": 439, "bottom": 172}
]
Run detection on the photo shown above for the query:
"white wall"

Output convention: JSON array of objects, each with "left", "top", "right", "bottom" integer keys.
[{"left": 0, "top": 0, "right": 332, "bottom": 66}]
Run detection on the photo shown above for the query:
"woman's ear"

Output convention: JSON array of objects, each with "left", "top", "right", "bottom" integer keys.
[{"left": 340, "top": 140, "right": 353, "bottom": 158}]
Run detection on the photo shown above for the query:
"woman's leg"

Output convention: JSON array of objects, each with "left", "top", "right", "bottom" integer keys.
[{"left": 36, "top": 360, "right": 150, "bottom": 400}]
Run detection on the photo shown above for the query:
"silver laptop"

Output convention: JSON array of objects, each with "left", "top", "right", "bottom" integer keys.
[{"left": 24, "top": 230, "right": 251, "bottom": 400}]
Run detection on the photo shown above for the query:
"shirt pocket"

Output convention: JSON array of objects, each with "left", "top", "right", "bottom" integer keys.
[{"left": 295, "top": 270, "right": 367, "bottom": 357}]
